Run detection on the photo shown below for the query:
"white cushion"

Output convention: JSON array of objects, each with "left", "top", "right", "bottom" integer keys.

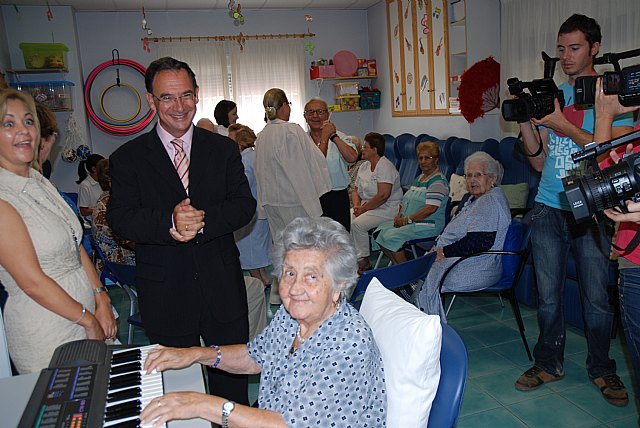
[
  {"left": 360, "top": 278, "right": 442, "bottom": 427},
  {"left": 449, "top": 173, "right": 467, "bottom": 202}
]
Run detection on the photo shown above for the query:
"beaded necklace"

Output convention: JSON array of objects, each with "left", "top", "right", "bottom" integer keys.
[{"left": 20, "top": 179, "right": 81, "bottom": 257}]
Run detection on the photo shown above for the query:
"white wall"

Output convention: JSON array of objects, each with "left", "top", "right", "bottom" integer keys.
[
  {"left": 466, "top": 0, "right": 502, "bottom": 141},
  {"left": 366, "top": 1, "right": 470, "bottom": 140}
]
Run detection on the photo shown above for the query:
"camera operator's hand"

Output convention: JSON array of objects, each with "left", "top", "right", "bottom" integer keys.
[
  {"left": 595, "top": 78, "right": 639, "bottom": 123},
  {"left": 605, "top": 201, "right": 640, "bottom": 224},
  {"left": 531, "top": 98, "right": 567, "bottom": 130}
]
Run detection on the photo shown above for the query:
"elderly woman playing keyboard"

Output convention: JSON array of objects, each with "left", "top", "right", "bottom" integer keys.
[{"left": 140, "top": 217, "right": 386, "bottom": 427}]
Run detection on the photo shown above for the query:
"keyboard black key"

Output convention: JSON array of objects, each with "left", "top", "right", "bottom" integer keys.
[
  {"left": 107, "top": 387, "right": 141, "bottom": 403},
  {"left": 110, "top": 362, "right": 141, "bottom": 376}
]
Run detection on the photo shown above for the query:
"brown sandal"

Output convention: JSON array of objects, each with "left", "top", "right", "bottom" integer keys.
[{"left": 515, "top": 366, "right": 564, "bottom": 391}]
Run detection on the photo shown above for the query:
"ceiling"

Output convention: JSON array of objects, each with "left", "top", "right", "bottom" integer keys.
[{"left": 0, "top": 0, "right": 382, "bottom": 12}]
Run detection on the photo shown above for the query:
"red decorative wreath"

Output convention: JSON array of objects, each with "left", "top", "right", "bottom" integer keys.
[{"left": 458, "top": 56, "right": 500, "bottom": 123}]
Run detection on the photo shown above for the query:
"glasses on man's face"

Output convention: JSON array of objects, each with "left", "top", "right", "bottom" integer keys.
[
  {"left": 153, "top": 92, "right": 196, "bottom": 105},
  {"left": 464, "top": 172, "right": 488, "bottom": 180},
  {"left": 304, "top": 109, "right": 328, "bottom": 116}
]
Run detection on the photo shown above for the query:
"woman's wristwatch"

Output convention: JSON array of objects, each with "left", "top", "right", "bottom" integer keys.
[{"left": 222, "top": 401, "right": 235, "bottom": 428}]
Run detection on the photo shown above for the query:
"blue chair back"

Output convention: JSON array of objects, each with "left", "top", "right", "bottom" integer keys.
[
  {"left": 495, "top": 220, "right": 529, "bottom": 290},
  {"left": 450, "top": 138, "right": 500, "bottom": 176},
  {"left": 396, "top": 133, "right": 420, "bottom": 189},
  {"left": 383, "top": 133, "right": 400, "bottom": 169},
  {"left": 427, "top": 323, "right": 468, "bottom": 428},
  {"left": 350, "top": 253, "right": 435, "bottom": 308}
]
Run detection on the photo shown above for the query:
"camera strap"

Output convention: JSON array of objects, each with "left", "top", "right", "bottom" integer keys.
[
  {"left": 515, "top": 129, "right": 545, "bottom": 158},
  {"left": 612, "top": 229, "right": 640, "bottom": 254}
]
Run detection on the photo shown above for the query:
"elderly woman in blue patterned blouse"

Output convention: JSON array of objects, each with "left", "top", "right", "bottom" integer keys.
[{"left": 140, "top": 217, "right": 387, "bottom": 427}]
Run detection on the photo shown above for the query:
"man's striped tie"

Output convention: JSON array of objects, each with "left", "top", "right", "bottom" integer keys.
[{"left": 171, "top": 138, "right": 189, "bottom": 193}]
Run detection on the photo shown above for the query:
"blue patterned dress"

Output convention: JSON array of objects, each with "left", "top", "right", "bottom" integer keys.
[{"left": 247, "top": 302, "right": 386, "bottom": 427}]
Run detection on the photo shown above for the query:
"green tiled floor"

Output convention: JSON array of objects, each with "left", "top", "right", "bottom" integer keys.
[
  {"left": 107, "top": 276, "right": 639, "bottom": 427},
  {"left": 447, "top": 296, "right": 638, "bottom": 428}
]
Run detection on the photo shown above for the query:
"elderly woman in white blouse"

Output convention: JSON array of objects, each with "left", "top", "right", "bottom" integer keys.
[{"left": 351, "top": 132, "right": 403, "bottom": 274}]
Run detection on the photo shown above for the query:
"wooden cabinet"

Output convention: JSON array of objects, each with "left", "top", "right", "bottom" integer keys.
[{"left": 387, "top": 0, "right": 464, "bottom": 116}]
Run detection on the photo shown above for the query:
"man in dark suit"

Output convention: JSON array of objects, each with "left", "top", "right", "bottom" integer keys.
[{"left": 107, "top": 57, "right": 256, "bottom": 404}]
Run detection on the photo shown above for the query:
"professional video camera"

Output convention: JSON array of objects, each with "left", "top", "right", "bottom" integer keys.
[
  {"left": 562, "top": 129, "right": 640, "bottom": 223},
  {"left": 574, "top": 48, "right": 640, "bottom": 106},
  {"left": 502, "top": 52, "right": 566, "bottom": 122}
]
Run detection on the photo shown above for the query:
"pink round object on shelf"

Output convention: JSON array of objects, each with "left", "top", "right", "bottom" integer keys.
[{"left": 333, "top": 50, "right": 358, "bottom": 77}]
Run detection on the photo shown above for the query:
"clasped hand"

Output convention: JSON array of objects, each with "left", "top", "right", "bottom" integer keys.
[{"left": 170, "top": 198, "right": 205, "bottom": 242}]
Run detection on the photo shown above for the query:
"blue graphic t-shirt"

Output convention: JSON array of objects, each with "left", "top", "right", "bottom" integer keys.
[{"left": 536, "top": 81, "right": 633, "bottom": 210}]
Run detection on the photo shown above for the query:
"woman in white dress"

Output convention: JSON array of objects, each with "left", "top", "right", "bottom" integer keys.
[{"left": 0, "top": 89, "right": 116, "bottom": 373}]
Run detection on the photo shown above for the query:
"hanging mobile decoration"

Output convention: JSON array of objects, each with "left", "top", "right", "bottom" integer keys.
[
  {"left": 61, "top": 115, "right": 84, "bottom": 163},
  {"left": 140, "top": 6, "right": 152, "bottom": 52},
  {"left": 46, "top": 1, "right": 53, "bottom": 21},
  {"left": 141, "top": 7, "right": 152, "bottom": 35},
  {"left": 237, "top": 32, "right": 246, "bottom": 51},
  {"left": 228, "top": 1, "right": 244, "bottom": 26},
  {"left": 304, "top": 41, "right": 315, "bottom": 56}
]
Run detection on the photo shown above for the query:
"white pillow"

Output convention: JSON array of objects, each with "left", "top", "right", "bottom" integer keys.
[
  {"left": 449, "top": 173, "right": 467, "bottom": 202},
  {"left": 360, "top": 278, "right": 442, "bottom": 427}
]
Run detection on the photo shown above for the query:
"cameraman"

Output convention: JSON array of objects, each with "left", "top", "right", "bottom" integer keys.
[
  {"left": 515, "top": 14, "right": 634, "bottom": 406},
  {"left": 595, "top": 79, "right": 640, "bottom": 413}
]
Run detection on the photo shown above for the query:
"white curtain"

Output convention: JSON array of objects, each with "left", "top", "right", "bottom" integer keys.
[
  {"left": 157, "top": 41, "right": 229, "bottom": 124},
  {"left": 500, "top": 0, "right": 640, "bottom": 132},
  {"left": 230, "top": 38, "right": 306, "bottom": 133},
  {"left": 501, "top": 0, "right": 640, "bottom": 83}
]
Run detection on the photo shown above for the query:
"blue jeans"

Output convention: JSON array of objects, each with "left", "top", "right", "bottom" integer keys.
[
  {"left": 619, "top": 267, "right": 640, "bottom": 395},
  {"left": 531, "top": 203, "right": 616, "bottom": 380}
]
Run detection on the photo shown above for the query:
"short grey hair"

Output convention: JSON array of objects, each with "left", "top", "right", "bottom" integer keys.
[
  {"left": 272, "top": 217, "right": 357, "bottom": 295},
  {"left": 304, "top": 97, "right": 328, "bottom": 111},
  {"left": 463, "top": 151, "right": 503, "bottom": 184}
]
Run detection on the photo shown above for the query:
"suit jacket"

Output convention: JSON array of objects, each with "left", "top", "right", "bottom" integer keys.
[{"left": 107, "top": 125, "right": 256, "bottom": 337}]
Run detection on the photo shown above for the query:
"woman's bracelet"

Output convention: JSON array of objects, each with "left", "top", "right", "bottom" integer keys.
[
  {"left": 73, "top": 306, "right": 86, "bottom": 324},
  {"left": 209, "top": 344, "right": 222, "bottom": 369}
]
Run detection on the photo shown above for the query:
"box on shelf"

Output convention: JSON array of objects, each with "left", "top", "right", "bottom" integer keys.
[
  {"left": 19, "top": 43, "right": 69, "bottom": 69},
  {"left": 10, "top": 80, "right": 74, "bottom": 111},
  {"left": 359, "top": 89, "right": 381, "bottom": 110},
  {"left": 336, "top": 95, "right": 361, "bottom": 111},
  {"left": 367, "top": 59, "right": 377, "bottom": 76},
  {"left": 310, "top": 65, "right": 336, "bottom": 79},
  {"left": 334, "top": 81, "right": 359, "bottom": 96}
]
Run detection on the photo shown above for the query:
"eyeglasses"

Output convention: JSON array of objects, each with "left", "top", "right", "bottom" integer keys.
[
  {"left": 418, "top": 155, "right": 437, "bottom": 160},
  {"left": 464, "top": 172, "right": 489, "bottom": 179},
  {"left": 153, "top": 93, "right": 196, "bottom": 104},
  {"left": 304, "top": 109, "right": 328, "bottom": 116}
]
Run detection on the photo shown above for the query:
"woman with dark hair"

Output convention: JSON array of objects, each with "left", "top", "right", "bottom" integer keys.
[
  {"left": 92, "top": 159, "right": 135, "bottom": 267},
  {"left": 213, "top": 100, "right": 238, "bottom": 137},
  {"left": 35, "top": 103, "right": 59, "bottom": 179},
  {"left": 351, "top": 132, "right": 403, "bottom": 274},
  {"left": 77, "top": 153, "right": 104, "bottom": 216}
]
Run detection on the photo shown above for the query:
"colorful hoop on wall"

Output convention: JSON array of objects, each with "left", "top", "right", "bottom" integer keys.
[
  {"left": 99, "top": 82, "right": 142, "bottom": 123},
  {"left": 84, "top": 58, "right": 155, "bottom": 136}
]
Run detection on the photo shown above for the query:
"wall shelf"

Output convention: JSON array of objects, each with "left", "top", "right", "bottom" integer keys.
[
  {"left": 7, "top": 68, "right": 68, "bottom": 74},
  {"left": 311, "top": 75, "right": 377, "bottom": 81}
]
